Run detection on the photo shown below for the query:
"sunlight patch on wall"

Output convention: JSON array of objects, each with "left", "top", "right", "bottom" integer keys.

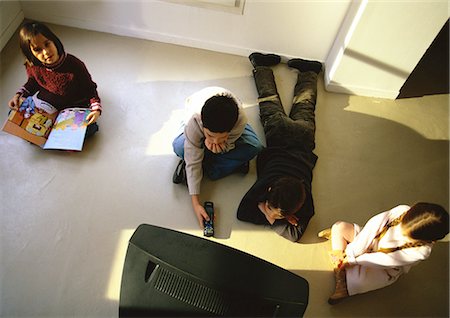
[{"left": 345, "top": 94, "right": 449, "bottom": 140}]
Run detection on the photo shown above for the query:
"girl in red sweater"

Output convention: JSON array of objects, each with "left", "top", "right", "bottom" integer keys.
[{"left": 8, "top": 21, "right": 102, "bottom": 137}]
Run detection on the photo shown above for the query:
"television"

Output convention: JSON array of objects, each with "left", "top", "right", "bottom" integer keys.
[{"left": 119, "top": 224, "right": 309, "bottom": 317}]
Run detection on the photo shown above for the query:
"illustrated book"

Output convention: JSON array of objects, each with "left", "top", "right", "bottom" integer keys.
[{"left": 2, "top": 96, "right": 91, "bottom": 151}]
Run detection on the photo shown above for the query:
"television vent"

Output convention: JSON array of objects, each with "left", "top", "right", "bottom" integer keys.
[{"left": 154, "top": 267, "right": 229, "bottom": 315}]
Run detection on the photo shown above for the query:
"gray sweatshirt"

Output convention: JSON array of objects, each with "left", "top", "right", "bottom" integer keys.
[{"left": 183, "top": 87, "right": 248, "bottom": 195}]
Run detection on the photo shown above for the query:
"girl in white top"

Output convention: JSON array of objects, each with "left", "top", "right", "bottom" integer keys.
[{"left": 319, "top": 202, "right": 449, "bottom": 304}]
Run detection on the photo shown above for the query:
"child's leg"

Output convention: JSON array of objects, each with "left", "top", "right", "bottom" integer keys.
[
  {"left": 253, "top": 67, "right": 287, "bottom": 124},
  {"left": 203, "top": 124, "right": 262, "bottom": 180},
  {"left": 85, "top": 122, "right": 99, "bottom": 138},
  {"left": 290, "top": 71, "right": 317, "bottom": 123},
  {"left": 252, "top": 66, "right": 289, "bottom": 146},
  {"left": 288, "top": 71, "right": 318, "bottom": 150},
  {"left": 172, "top": 132, "right": 185, "bottom": 159},
  {"left": 331, "top": 221, "right": 356, "bottom": 251},
  {"left": 327, "top": 221, "right": 355, "bottom": 304}
]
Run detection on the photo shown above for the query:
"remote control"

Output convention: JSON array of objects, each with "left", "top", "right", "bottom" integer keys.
[{"left": 203, "top": 201, "right": 214, "bottom": 237}]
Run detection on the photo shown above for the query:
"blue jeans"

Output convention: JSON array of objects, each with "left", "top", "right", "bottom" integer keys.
[{"left": 172, "top": 123, "right": 262, "bottom": 180}]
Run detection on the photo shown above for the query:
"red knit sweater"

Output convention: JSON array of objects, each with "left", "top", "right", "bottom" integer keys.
[{"left": 18, "top": 53, "right": 102, "bottom": 112}]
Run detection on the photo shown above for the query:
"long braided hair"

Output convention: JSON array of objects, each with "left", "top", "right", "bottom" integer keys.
[
  {"left": 402, "top": 202, "right": 449, "bottom": 241},
  {"left": 372, "top": 202, "right": 449, "bottom": 253}
]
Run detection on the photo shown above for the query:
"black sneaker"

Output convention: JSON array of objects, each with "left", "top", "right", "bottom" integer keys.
[
  {"left": 172, "top": 159, "right": 186, "bottom": 184},
  {"left": 287, "top": 58, "right": 322, "bottom": 74},
  {"left": 249, "top": 52, "right": 281, "bottom": 68}
]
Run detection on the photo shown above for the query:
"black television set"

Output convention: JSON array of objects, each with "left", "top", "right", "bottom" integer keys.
[{"left": 119, "top": 224, "right": 309, "bottom": 317}]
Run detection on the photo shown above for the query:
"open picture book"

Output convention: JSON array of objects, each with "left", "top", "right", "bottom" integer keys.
[{"left": 2, "top": 96, "right": 91, "bottom": 151}]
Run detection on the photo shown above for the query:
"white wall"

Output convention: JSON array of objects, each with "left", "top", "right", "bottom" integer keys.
[
  {"left": 18, "top": 0, "right": 351, "bottom": 62},
  {"left": 4, "top": 0, "right": 447, "bottom": 99},
  {"left": 325, "top": 0, "right": 449, "bottom": 99},
  {"left": 0, "top": 0, "right": 23, "bottom": 51}
]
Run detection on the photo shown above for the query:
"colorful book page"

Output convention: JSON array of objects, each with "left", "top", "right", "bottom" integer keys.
[{"left": 43, "top": 108, "right": 90, "bottom": 151}]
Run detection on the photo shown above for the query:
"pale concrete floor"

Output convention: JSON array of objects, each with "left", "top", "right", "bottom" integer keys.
[{"left": 0, "top": 24, "right": 448, "bottom": 318}]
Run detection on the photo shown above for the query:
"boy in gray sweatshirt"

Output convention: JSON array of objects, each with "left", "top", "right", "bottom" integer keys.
[{"left": 173, "top": 86, "right": 262, "bottom": 228}]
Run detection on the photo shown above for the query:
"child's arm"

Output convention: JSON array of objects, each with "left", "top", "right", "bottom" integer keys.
[
  {"left": 351, "top": 244, "right": 432, "bottom": 268},
  {"left": 191, "top": 195, "right": 209, "bottom": 229},
  {"left": 184, "top": 117, "right": 206, "bottom": 196},
  {"left": 8, "top": 94, "right": 22, "bottom": 110},
  {"left": 346, "top": 205, "right": 410, "bottom": 262},
  {"left": 71, "top": 55, "right": 103, "bottom": 115},
  {"left": 9, "top": 79, "right": 37, "bottom": 110},
  {"left": 10, "top": 70, "right": 40, "bottom": 109},
  {"left": 270, "top": 208, "right": 313, "bottom": 243},
  {"left": 18, "top": 66, "right": 40, "bottom": 98},
  {"left": 237, "top": 179, "right": 271, "bottom": 225},
  {"left": 270, "top": 218, "right": 308, "bottom": 243},
  {"left": 269, "top": 192, "right": 314, "bottom": 243}
]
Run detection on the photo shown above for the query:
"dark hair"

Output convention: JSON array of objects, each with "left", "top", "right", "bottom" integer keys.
[
  {"left": 402, "top": 202, "right": 449, "bottom": 241},
  {"left": 19, "top": 21, "right": 65, "bottom": 66},
  {"left": 201, "top": 94, "right": 239, "bottom": 133},
  {"left": 264, "top": 176, "right": 306, "bottom": 216}
]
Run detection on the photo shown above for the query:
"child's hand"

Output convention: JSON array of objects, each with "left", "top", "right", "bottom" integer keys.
[
  {"left": 193, "top": 203, "right": 209, "bottom": 229},
  {"left": 286, "top": 214, "right": 299, "bottom": 226},
  {"left": 205, "top": 139, "right": 225, "bottom": 153},
  {"left": 258, "top": 202, "right": 276, "bottom": 224},
  {"left": 211, "top": 143, "right": 225, "bottom": 153},
  {"left": 86, "top": 110, "right": 100, "bottom": 125},
  {"left": 191, "top": 195, "right": 209, "bottom": 229},
  {"left": 8, "top": 94, "right": 21, "bottom": 110},
  {"left": 328, "top": 250, "right": 347, "bottom": 269}
]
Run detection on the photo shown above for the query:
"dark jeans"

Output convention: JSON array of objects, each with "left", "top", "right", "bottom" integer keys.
[
  {"left": 85, "top": 122, "right": 99, "bottom": 139},
  {"left": 253, "top": 66, "right": 317, "bottom": 151}
]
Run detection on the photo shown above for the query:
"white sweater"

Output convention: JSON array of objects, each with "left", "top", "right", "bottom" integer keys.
[{"left": 345, "top": 205, "right": 433, "bottom": 296}]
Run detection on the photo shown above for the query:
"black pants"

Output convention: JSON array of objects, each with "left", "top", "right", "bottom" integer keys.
[
  {"left": 252, "top": 66, "right": 317, "bottom": 151},
  {"left": 85, "top": 122, "right": 99, "bottom": 139}
]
